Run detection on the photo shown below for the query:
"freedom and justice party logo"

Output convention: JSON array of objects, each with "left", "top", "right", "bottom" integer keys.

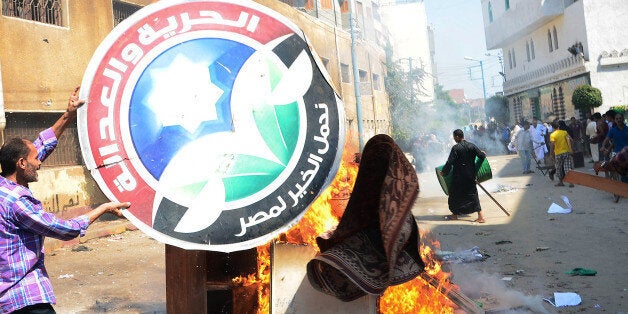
[{"left": 78, "top": 0, "right": 344, "bottom": 252}]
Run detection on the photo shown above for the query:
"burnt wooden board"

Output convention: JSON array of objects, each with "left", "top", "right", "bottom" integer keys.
[{"left": 563, "top": 171, "right": 628, "bottom": 197}]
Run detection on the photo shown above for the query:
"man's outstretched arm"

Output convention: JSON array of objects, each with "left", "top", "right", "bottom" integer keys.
[{"left": 51, "top": 86, "right": 85, "bottom": 138}]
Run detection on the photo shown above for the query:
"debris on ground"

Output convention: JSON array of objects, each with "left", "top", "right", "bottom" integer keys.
[
  {"left": 493, "top": 184, "right": 518, "bottom": 194},
  {"left": 437, "top": 246, "right": 488, "bottom": 263},
  {"left": 71, "top": 245, "right": 91, "bottom": 252},
  {"left": 547, "top": 195, "right": 573, "bottom": 214},
  {"left": 543, "top": 292, "right": 581, "bottom": 307},
  {"left": 565, "top": 268, "right": 597, "bottom": 276}
]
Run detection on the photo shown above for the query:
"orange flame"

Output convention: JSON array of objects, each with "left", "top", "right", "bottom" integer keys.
[
  {"left": 233, "top": 139, "right": 458, "bottom": 313},
  {"left": 378, "top": 230, "right": 458, "bottom": 313},
  {"left": 232, "top": 145, "right": 358, "bottom": 313}
]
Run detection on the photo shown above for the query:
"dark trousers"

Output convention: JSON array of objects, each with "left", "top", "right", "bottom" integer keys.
[{"left": 12, "top": 303, "right": 56, "bottom": 314}]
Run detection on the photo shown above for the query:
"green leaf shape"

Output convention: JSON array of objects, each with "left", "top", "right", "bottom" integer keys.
[
  {"left": 251, "top": 58, "right": 300, "bottom": 165},
  {"left": 223, "top": 154, "right": 285, "bottom": 201},
  {"left": 170, "top": 181, "right": 208, "bottom": 200}
]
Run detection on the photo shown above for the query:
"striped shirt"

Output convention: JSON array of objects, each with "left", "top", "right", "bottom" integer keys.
[{"left": 0, "top": 128, "right": 90, "bottom": 313}]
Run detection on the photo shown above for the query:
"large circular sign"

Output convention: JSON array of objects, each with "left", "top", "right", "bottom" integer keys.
[{"left": 78, "top": 0, "right": 344, "bottom": 252}]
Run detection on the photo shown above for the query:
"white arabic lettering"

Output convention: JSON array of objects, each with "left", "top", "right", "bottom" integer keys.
[{"left": 236, "top": 196, "right": 286, "bottom": 237}]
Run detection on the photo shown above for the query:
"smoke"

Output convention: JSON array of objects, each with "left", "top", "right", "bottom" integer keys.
[
  {"left": 449, "top": 263, "right": 550, "bottom": 313},
  {"left": 393, "top": 101, "right": 509, "bottom": 173}
]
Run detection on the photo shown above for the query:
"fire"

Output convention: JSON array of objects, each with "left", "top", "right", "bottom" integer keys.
[
  {"left": 232, "top": 146, "right": 359, "bottom": 313},
  {"left": 283, "top": 147, "right": 358, "bottom": 247},
  {"left": 378, "top": 230, "right": 458, "bottom": 313},
  {"left": 233, "top": 140, "right": 459, "bottom": 313}
]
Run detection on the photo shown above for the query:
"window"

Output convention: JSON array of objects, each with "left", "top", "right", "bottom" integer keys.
[
  {"left": 505, "top": 0, "right": 510, "bottom": 10},
  {"left": 321, "top": 57, "right": 330, "bottom": 71},
  {"left": 488, "top": 2, "right": 493, "bottom": 23},
  {"left": 547, "top": 30, "right": 553, "bottom": 52},
  {"left": 508, "top": 51, "right": 512, "bottom": 69},
  {"left": 2, "top": 0, "right": 62, "bottom": 26},
  {"left": 5, "top": 113, "right": 81, "bottom": 166},
  {"left": 526, "top": 41, "right": 531, "bottom": 61},
  {"left": 552, "top": 26, "right": 559, "bottom": 49},
  {"left": 113, "top": 0, "right": 142, "bottom": 26},
  {"left": 512, "top": 48, "right": 516, "bottom": 68},
  {"left": 358, "top": 69, "right": 368, "bottom": 83},
  {"left": 340, "top": 63, "right": 351, "bottom": 83},
  {"left": 531, "top": 40, "right": 536, "bottom": 59},
  {"left": 372, "top": 73, "right": 381, "bottom": 90}
]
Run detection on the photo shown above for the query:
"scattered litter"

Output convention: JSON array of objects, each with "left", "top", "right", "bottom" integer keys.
[
  {"left": 594, "top": 304, "right": 602, "bottom": 309},
  {"left": 565, "top": 267, "right": 597, "bottom": 276},
  {"left": 501, "top": 276, "right": 513, "bottom": 281},
  {"left": 58, "top": 274, "right": 74, "bottom": 279},
  {"left": 515, "top": 269, "right": 525, "bottom": 275},
  {"left": 536, "top": 246, "right": 550, "bottom": 251},
  {"left": 525, "top": 183, "right": 533, "bottom": 186},
  {"left": 108, "top": 235, "right": 124, "bottom": 241},
  {"left": 437, "top": 246, "right": 487, "bottom": 263},
  {"left": 547, "top": 195, "right": 573, "bottom": 214},
  {"left": 493, "top": 184, "right": 518, "bottom": 193},
  {"left": 495, "top": 240, "right": 512, "bottom": 245},
  {"left": 72, "top": 245, "right": 91, "bottom": 252},
  {"left": 543, "top": 292, "right": 582, "bottom": 307}
]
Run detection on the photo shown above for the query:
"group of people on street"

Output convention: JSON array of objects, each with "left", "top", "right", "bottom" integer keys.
[{"left": 439, "top": 109, "right": 627, "bottom": 225}]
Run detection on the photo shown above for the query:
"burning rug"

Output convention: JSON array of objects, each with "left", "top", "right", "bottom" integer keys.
[{"left": 306, "top": 134, "right": 425, "bottom": 301}]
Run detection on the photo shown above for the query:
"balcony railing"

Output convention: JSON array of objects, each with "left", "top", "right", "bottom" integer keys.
[{"left": 503, "top": 54, "right": 586, "bottom": 95}]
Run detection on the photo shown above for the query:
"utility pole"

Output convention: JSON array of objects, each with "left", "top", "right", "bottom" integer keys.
[
  {"left": 464, "top": 56, "right": 486, "bottom": 122},
  {"left": 349, "top": 0, "right": 364, "bottom": 151}
]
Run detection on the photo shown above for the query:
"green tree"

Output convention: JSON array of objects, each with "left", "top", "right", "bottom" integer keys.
[
  {"left": 385, "top": 60, "right": 424, "bottom": 150},
  {"left": 572, "top": 84, "right": 602, "bottom": 112},
  {"left": 484, "top": 94, "right": 509, "bottom": 125}
]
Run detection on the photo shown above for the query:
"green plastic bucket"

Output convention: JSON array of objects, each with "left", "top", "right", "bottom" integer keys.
[{"left": 435, "top": 157, "right": 492, "bottom": 195}]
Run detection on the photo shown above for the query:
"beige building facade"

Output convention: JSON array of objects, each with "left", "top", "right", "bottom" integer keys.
[{"left": 0, "top": 1, "right": 391, "bottom": 217}]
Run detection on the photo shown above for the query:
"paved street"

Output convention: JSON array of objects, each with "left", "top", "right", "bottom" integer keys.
[{"left": 46, "top": 153, "right": 626, "bottom": 313}]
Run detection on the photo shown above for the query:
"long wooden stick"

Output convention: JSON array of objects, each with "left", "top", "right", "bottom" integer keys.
[
  {"left": 419, "top": 273, "right": 484, "bottom": 314},
  {"left": 477, "top": 182, "right": 511, "bottom": 216}
]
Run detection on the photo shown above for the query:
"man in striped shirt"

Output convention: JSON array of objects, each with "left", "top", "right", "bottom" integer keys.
[{"left": 0, "top": 87, "right": 130, "bottom": 313}]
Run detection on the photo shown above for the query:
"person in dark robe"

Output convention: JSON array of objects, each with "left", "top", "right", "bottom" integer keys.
[{"left": 440, "top": 129, "right": 487, "bottom": 223}]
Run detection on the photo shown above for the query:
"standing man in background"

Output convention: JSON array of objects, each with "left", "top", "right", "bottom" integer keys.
[
  {"left": 518, "top": 121, "right": 534, "bottom": 174},
  {"left": 586, "top": 112, "right": 601, "bottom": 163},
  {"left": 530, "top": 118, "right": 548, "bottom": 166},
  {"left": 549, "top": 121, "right": 574, "bottom": 187},
  {"left": 440, "top": 129, "right": 487, "bottom": 223}
]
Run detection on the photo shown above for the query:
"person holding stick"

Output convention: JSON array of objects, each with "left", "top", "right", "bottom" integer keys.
[
  {"left": 0, "top": 87, "right": 131, "bottom": 313},
  {"left": 440, "top": 129, "right": 487, "bottom": 223}
]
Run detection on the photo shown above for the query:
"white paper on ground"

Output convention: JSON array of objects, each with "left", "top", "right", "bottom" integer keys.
[
  {"left": 554, "top": 292, "right": 581, "bottom": 307},
  {"left": 547, "top": 203, "right": 571, "bottom": 213},
  {"left": 561, "top": 195, "right": 573, "bottom": 209},
  {"left": 547, "top": 195, "right": 573, "bottom": 213}
]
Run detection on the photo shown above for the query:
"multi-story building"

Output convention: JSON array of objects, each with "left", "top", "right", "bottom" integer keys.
[
  {"left": 0, "top": 0, "right": 391, "bottom": 224},
  {"left": 482, "top": 0, "right": 628, "bottom": 124},
  {"left": 379, "top": 0, "right": 435, "bottom": 103}
]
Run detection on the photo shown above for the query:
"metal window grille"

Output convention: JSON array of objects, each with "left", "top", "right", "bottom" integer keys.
[
  {"left": 4, "top": 113, "right": 81, "bottom": 167},
  {"left": 1, "top": 0, "right": 61, "bottom": 26},
  {"left": 112, "top": 0, "right": 142, "bottom": 26}
]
